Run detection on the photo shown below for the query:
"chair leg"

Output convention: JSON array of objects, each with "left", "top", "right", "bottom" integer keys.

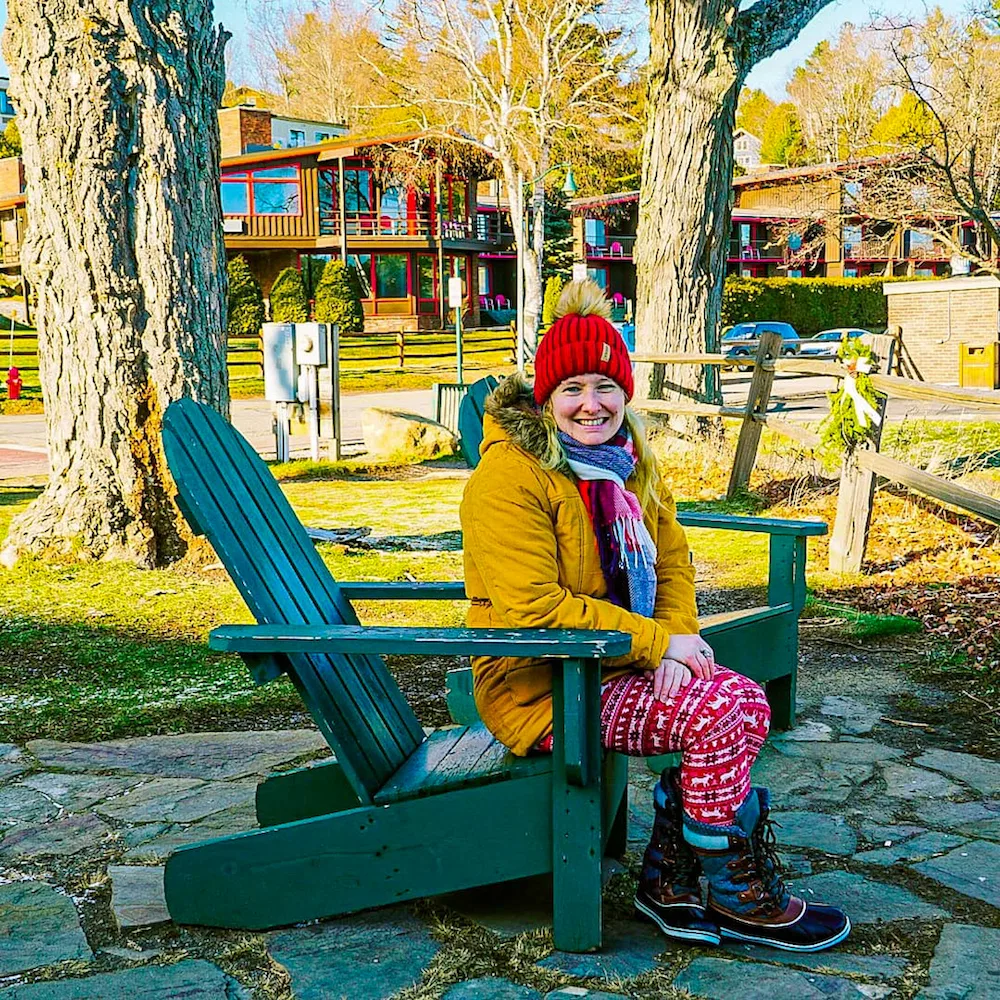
[
  {"left": 166, "top": 777, "right": 552, "bottom": 930},
  {"left": 255, "top": 759, "right": 360, "bottom": 827},
  {"left": 766, "top": 672, "right": 796, "bottom": 731}
]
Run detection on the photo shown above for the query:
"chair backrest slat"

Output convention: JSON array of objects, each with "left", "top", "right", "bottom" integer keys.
[{"left": 163, "top": 399, "right": 425, "bottom": 801}]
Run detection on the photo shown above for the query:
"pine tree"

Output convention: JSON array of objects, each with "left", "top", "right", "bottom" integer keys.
[
  {"left": 314, "top": 260, "right": 365, "bottom": 333},
  {"left": 542, "top": 276, "right": 564, "bottom": 327},
  {"left": 542, "top": 188, "right": 574, "bottom": 281},
  {"left": 226, "top": 255, "right": 265, "bottom": 338},
  {"left": 269, "top": 266, "right": 309, "bottom": 323}
]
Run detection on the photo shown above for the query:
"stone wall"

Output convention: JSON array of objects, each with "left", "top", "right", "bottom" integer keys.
[{"left": 885, "top": 277, "right": 1000, "bottom": 383}]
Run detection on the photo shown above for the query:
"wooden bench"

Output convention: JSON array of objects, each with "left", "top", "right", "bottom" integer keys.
[{"left": 162, "top": 397, "right": 633, "bottom": 952}]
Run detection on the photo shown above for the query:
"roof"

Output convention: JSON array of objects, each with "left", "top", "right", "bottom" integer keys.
[
  {"left": 221, "top": 129, "right": 494, "bottom": 169},
  {"left": 568, "top": 190, "right": 639, "bottom": 211},
  {"left": 0, "top": 193, "right": 25, "bottom": 211},
  {"left": 733, "top": 153, "right": 913, "bottom": 189}
]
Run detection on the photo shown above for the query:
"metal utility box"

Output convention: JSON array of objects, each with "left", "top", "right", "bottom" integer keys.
[
  {"left": 262, "top": 322, "right": 297, "bottom": 402},
  {"left": 295, "top": 323, "right": 328, "bottom": 367},
  {"left": 959, "top": 342, "right": 1000, "bottom": 389}
]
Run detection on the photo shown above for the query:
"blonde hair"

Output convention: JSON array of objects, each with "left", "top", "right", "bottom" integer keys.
[
  {"left": 537, "top": 404, "right": 663, "bottom": 517},
  {"left": 554, "top": 279, "right": 613, "bottom": 320}
]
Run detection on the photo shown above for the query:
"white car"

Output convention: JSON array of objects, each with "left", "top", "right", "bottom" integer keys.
[{"left": 800, "top": 328, "right": 870, "bottom": 358}]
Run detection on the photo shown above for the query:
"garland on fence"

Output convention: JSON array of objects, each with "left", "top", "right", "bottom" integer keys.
[{"left": 820, "top": 339, "right": 887, "bottom": 453}]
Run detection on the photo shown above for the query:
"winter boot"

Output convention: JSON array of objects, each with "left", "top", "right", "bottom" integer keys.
[
  {"left": 683, "top": 788, "right": 851, "bottom": 952},
  {"left": 634, "top": 769, "right": 721, "bottom": 945}
]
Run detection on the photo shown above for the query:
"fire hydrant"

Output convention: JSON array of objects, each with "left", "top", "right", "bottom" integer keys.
[{"left": 6, "top": 366, "right": 21, "bottom": 401}]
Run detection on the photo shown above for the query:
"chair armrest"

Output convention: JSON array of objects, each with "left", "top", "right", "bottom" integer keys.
[
  {"left": 338, "top": 582, "right": 467, "bottom": 601},
  {"left": 209, "top": 624, "right": 631, "bottom": 659},
  {"left": 677, "top": 512, "right": 827, "bottom": 536}
]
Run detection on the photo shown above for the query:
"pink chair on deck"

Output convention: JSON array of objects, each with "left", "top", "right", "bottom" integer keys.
[
  {"left": 479, "top": 295, "right": 494, "bottom": 311},
  {"left": 610, "top": 241, "right": 624, "bottom": 257},
  {"left": 611, "top": 292, "right": 625, "bottom": 308},
  {"left": 494, "top": 294, "right": 508, "bottom": 309}
]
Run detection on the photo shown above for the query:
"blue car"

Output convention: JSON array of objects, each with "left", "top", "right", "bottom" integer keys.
[{"left": 722, "top": 322, "right": 800, "bottom": 370}]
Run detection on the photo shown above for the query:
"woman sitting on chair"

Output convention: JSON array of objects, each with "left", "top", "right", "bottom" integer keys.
[{"left": 459, "top": 281, "right": 849, "bottom": 952}]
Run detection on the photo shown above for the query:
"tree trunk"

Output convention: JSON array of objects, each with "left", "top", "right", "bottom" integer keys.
[
  {"left": 633, "top": 1, "right": 744, "bottom": 409},
  {"left": 1, "top": 1, "right": 229, "bottom": 567}
]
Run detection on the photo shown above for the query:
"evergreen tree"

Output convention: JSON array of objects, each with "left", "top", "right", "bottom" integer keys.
[
  {"left": 269, "top": 266, "right": 309, "bottom": 323},
  {"left": 0, "top": 120, "right": 21, "bottom": 158},
  {"left": 226, "top": 255, "right": 265, "bottom": 338},
  {"left": 542, "top": 187, "right": 574, "bottom": 280},
  {"left": 542, "top": 275, "right": 564, "bottom": 327},
  {"left": 314, "top": 259, "right": 365, "bottom": 333}
]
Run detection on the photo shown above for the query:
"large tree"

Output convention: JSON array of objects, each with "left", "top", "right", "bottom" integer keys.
[
  {"left": 634, "top": 0, "right": 837, "bottom": 406},
  {"left": 1, "top": 1, "right": 230, "bottom": 568},
  {"left": 397, "top": 0, "right": 635, "bottom": 338}
]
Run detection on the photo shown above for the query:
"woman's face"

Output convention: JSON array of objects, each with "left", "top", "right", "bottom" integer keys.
[{"left": 550, "top": 372, "right": 626, "bottom": 445}]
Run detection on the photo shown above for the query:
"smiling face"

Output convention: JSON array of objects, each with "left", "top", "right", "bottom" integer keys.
[{"left": 549, "top": 372, "right": 626, "bottom": 445}]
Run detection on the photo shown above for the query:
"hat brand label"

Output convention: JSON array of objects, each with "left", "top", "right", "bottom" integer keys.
[{"left": 600, "top": 343, "right": 611, "bottom": 362}]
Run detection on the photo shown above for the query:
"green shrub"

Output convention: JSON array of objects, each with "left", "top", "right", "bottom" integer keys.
[
  {"left": 269, "top": 266, "right": 309, "bottom": 323},
  {"left": 721, "top": 276, "right": 918, "bottom": 337},
  {"left": 314, "top": 260, "right": 365, "bottom": 333},
  {"left": 542, "top": 275, "right": 564, "bottom": 326},
  {"left": 226, "top": 255, "right": 265, "bottom": 338}
]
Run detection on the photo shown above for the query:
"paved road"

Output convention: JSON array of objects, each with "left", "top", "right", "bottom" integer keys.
[{"left": 2, "top": 375, "right": 995, "bottom": 479}]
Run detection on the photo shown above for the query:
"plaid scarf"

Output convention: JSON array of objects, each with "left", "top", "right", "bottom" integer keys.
[{"left": 559, "top": 431, "right": 657, "bottom": 615}]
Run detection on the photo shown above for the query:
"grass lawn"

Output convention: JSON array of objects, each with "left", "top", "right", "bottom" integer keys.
[{"left": 1, "top": 418, "right": 998, "bottom": 743}]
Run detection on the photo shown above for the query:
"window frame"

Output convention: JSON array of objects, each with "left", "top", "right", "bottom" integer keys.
[{"left": 221, "top": 163, "right": 303, "bottom": 218}]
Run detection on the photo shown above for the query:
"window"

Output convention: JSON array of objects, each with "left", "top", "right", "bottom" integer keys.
[
  {"left": 221, "top": 171, "right": 249, "bottom": 215},
  {"left": 587, "top": 266, "right": 608, "bottom": 290},
  {"left": 315, "top": 132, "right": 331, "bottom": 143},
  {"left": 478, "top": 264, "right": 490, "bottom": 295},
  {"left": 585, "top": 219, "right": 606, "bottom": 247},
  {"left": 788, "top": 269, "right": 803, "bottom": 278},
  {"left": 844, "top": 268, "right": 859, "bottom": 278},
  {"left": 380, "top": 184, "right": 405, "bottom": 233},
  {"left": 375, "top": 254, "right": 408, "bottom": 298},
  {"left": 289, "top": 129, "right": 306, "bottom": 147},
  {"left": 842, "top": 224, "right": 862, "bottom": 255},
  {"left": 348, "top": 253, "right": 373, "bottom": 298},
  {"left": 344, "top": 167, "right": 373, "bottom": 213},
  {"left": 252, "top": 166, "right": 301, "bottom": 215},
  {"left": 0, "top": 91, "right": 13, "bottom": 117},
  {"left": 907, "top": 230, "right": 935, "bottom": 254},
  {"left": 418, "top": 255, "right": 437, "bottom": 301}
]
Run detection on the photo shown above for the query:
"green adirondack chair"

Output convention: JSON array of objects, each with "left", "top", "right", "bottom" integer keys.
[
  {"left": 457, "top": 374, "right": 499, "bottom": 466},
  {"left": 161, "top": 397, "right": 633, "bottom": 952}
]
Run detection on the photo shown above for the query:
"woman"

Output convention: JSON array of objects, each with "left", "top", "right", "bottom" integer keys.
[{"left": 459, "top": 280, "right": 849, "bottom": 953}]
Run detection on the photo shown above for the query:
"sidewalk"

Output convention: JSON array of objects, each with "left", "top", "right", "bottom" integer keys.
[{"left": 1, "top": 649, "right": 998, "bottom": 998}]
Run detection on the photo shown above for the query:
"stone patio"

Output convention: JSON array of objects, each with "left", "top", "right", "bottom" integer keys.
[{"left": 1, "top": 698, "right": 999, "bottom": 997}]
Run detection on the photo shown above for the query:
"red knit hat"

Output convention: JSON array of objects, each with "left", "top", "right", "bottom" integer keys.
[{"left": 533, "top": 281, "right": 633, "bottom": 404}]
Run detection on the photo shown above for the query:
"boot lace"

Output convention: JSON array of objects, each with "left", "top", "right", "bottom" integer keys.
[{"left": 750, "top": 813, "right": 788, "bottom": 911}]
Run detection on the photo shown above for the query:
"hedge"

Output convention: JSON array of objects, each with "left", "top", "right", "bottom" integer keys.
[
  {"left": 269, "top": 266, "right": 309, "bottom": 323},
  {"left": 314, "top": 260, "right": 365, "bottom": 333},
  {"left": 226, "top": 255, "right": 265, "bottom": 338},
  {"left": 721, "top": 276, "right": 919, "bottom": 337}
]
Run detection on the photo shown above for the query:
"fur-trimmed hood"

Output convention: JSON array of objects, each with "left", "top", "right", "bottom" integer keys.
[{"left": 482, "top": 373, "right": 562, "bottom": 467}]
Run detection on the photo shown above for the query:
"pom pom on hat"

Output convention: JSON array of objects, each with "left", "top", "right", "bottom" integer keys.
[{"left": 533, "top": 279, "right": 633, "bottom": 404}]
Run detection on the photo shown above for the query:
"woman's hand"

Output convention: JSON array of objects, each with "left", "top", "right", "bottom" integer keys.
[
  {"left": 665, "top": 634, "right": 716, "bottom": 680},
  {"left": 646, "top": 657, "right": 693, "bottom": 702}
]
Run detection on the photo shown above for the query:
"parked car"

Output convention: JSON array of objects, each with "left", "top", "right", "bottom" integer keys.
[
  {"left": 722, "top": 321, "right": 800, "bottom": 370},
  {"left": 800, "top": 328, "right": 870, "bottom": 359}
]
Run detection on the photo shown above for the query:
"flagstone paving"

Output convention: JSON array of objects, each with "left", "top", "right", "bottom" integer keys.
[{"left": 1, "top": 703, "right": 998, "bottom": 998}]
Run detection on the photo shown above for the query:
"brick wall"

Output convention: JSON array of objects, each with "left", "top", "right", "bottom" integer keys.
[
  {"left": 218, "top": 107, "right": 272, "bottom": 158},
  {"left": 886, "top": 280, "right": 1000, "bottom": 383},
  {"left": 0, "top": 157, "right": 23, "bottom": 199}
]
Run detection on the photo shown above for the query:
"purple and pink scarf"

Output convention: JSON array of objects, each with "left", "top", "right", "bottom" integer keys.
[{"left": 558, "top": 431, "right": 657, "bottom": 615}]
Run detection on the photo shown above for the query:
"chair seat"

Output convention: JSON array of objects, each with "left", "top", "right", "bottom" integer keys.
[{"left": 375, "top": 723, "right": 552, "bottom": 804}]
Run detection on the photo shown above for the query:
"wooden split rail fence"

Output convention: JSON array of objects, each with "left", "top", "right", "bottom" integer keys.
[
  {"left": 9, "top": 328, "right": 517, "bottom": 384},
  {"left": 633, "top": 333, "right": 1000, "bottom": 574}
]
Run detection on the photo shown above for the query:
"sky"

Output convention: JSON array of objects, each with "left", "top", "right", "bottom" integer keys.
[{"left": 0, "top": 0, "right": 977, "bottom": 100}]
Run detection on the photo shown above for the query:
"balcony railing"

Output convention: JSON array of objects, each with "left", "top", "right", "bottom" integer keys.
[
  {"left": 586, "top": 236, "right": 636, "bottom": 258},
  {"left": 728, "top": 238, "right": 783, "bottom": 260},
  {"left": 1, "top": 244, "right": 19, "bottom": 266},
  {"left": 843, "top": 239, "right": 892, "bottom": 260},
  {"left": 476, "top": 214, "right": 516, "bottom": 244},
  {"left": 905, "top": 238, "right": 949, "bottom": 260}
]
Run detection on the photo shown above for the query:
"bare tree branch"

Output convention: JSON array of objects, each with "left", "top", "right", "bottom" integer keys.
[{"left": 736, "top": 0, "right": 839, "bottom": 66}]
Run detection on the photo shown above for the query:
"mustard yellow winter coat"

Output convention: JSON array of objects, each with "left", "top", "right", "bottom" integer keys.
[{"left": 459, "top": 376, "right": 699, "bottom": 755}]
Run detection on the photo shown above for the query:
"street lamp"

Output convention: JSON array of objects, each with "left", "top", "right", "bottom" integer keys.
[{"left": 516, "top": 163, "right": 577, "bottom": 372}]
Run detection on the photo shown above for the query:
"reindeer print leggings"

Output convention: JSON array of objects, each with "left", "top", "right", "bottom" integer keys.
[{"left": 537, "top": 666, "right": 770, "bottom": 825}]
